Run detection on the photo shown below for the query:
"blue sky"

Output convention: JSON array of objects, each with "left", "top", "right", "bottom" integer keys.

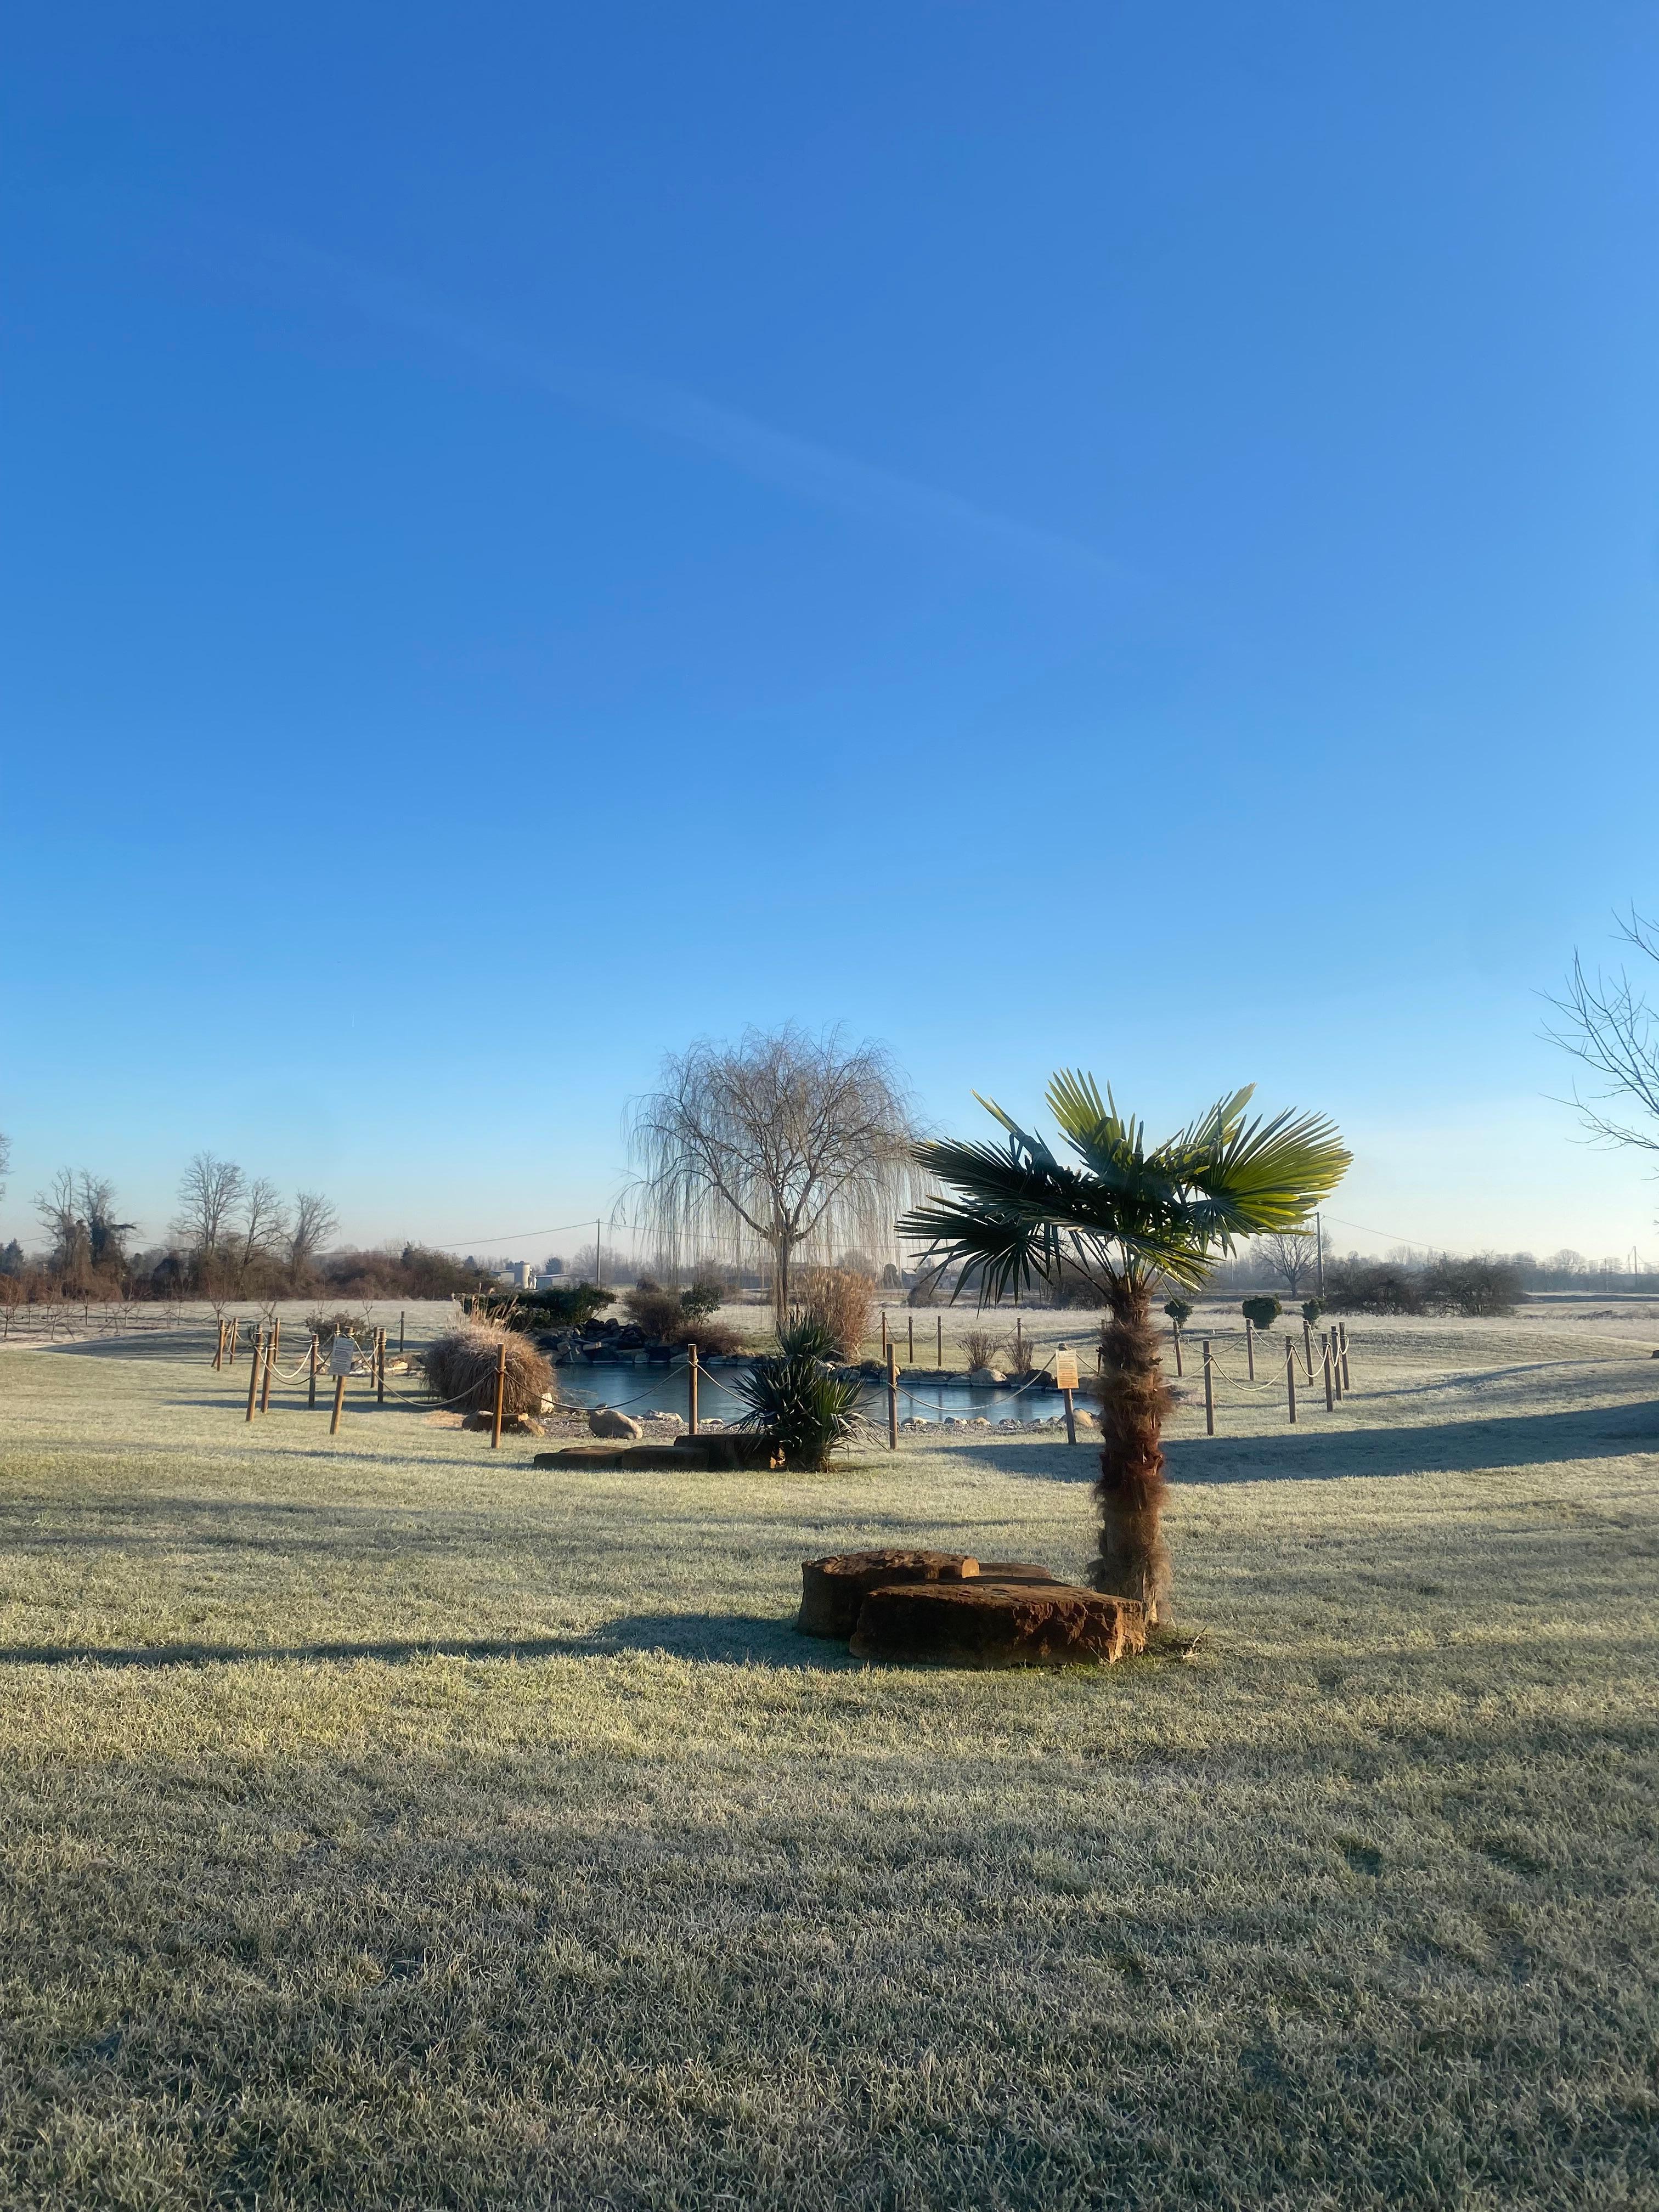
[{"left": 4, "top": 2, "right": 1658, "bottom": 1264}]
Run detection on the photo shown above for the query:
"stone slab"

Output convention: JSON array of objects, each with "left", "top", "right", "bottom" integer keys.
[
  {"left": 848, "top": 1581, "right": 1146, "bottom": 1669},
  {"left": 798, "top": 1549, "right": 981, "bottom": 1639}
]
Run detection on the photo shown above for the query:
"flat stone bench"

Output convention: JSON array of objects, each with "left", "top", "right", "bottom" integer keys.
[
  {"left": 797, "top": 1547, "right": 1144, "bottom": 1668},
  {"left": 534, "top": 1432, "right": 783, "bottom": 1474}
]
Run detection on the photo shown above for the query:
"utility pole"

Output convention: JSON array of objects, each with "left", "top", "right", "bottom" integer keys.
[
  {"left": 595, "top": 1219, "right": 601, "bottom": 1290},
  {"left": 1316, "top": 1211, "right": 1325, "bottom": 1297}
]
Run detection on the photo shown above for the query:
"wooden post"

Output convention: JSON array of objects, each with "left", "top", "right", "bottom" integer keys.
[
  {"left": 260, "top": 1317, "right": 278, "bottom": 1413},
  {"left": 228, "top": 1317, "right": 239, "bottom": 1368},
  {"left": 687, "top": 1342, "right": 698, "bottom": 1437},
  {"left": 1245, "top": 1318, "right": 1255, "bottom": 1380},
  {"left": 308, "top": 1334, "right": 318, "bottom": 1409},
  {"left": 330, "top": 1371, "right": 346, "bottom": 1435},
  {"left": 1062, "top": 1385, "right": 1077, "bottom": 1446},
  {"left": 1202, "top": 1338, "right": 1215, "bottom": 1435},
  {"left": 376, "top": 1328, "right": 386, "bottom": 1404},
  {"left": 398, "top": 1310, "right": 405, "bottom": 1355},
  {"left": 1172, "top": 1322, "right": 1183, "bottom": 1377},
  {"left": 1339, "top": 1323, "right": 1351, "bottom": 1392},
  {"left": 1285, "top": 1335, "right": 1297, "bottom": 1424},
  {"left": 887, "top": 1341, "right": 898, "bottom": 1450},
  {"left": 245, "top": 1331, "right": 263, "bottom": 1423},
  {"left": 908, "top": 1312, "right": 915, "bottom": 1365},
  {"left": 1323, "top": 1334, "right": 1335, "bottom": 1411},
  {"left": 881, "top": 1309, "right": 889, "bottom": 1362},
  {"left": 936, "top": 1314, "right": 943, "bottom": 1369},
  {"left": 1303, "top": 1316, "right": 1315, "bottom": 1380},
  {"left": 490, "top": 1336, "right": 507, "bottom": 1448}
]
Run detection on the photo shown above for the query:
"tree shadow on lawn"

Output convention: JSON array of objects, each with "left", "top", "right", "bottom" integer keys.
[
  {"left": 0, "top": 1614, "right": 849, "bottom": 1673},
  {"left": 952, "top": 1400, "right": 1659, "bottom": 1487}
]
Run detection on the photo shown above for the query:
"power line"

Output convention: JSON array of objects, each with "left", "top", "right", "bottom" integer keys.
[
  {"left": 1322, "top": 1212, "right": 1444, "bottom": 1251},
  {"left": 420, "top": 1217, "right": 613, "bottom": 1253}
]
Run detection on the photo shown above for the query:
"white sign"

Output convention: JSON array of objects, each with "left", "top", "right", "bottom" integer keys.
[
  {"left": 1054, "top": 1349, "right": 1079, "bottom": 1392},
  {"left": 328, "top": 1335, "right": 356, "bottom": 1378}
]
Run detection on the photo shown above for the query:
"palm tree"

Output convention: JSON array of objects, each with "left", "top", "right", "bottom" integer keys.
[{"left": 898, "top": 1074, "right": 1350, "bottom": 1622}]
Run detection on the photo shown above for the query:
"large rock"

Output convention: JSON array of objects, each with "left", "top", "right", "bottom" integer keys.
[
  {"left": 798, "top": 1549, "right": 980, "bottom": 1639},
  {"left": 849, "top": 1581, "right": 1145, "bottom": 1669},
  {"left": 589, "top": 1407, "right": 644, "bottom": 1440},
  {"left": 967, "top": 1366, "right": 1007, "bottom": 1385}
]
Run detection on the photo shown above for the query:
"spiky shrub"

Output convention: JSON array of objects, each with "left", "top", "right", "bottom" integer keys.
[
  {"left": 732, "top": 1317, "right": 862, "bottom": 1470},
  {"left": 1242, "top": 1295, "right": 1282, "bottom": 1333},
  {"left": 776, "top": 1311, "right": 840, "bottom": 1361},
  {"left": 1301, "top": 1297, "right": 1325, "bottom": 1324},
  {"left": 795, "top": 1267, "right": 876, "bottom": 1360},
  {"left": 422, "top": 1323, "right": 554, "bottom": 1417}
]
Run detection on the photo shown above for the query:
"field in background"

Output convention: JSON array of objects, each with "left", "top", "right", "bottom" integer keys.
[{"left": 0, "top": 1311, "right": 1654, "bottom": 2208}]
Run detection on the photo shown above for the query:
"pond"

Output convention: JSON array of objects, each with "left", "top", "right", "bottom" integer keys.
[{"left": 554, "top": 1361, "right": 1072, "bottom": 1429}]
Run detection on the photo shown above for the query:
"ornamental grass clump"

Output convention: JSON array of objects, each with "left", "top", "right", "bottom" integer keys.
[
  {"left": 733, "top": 1316, "right": 862, "bottom": 1470},
  {"left": 422, "top": 1323, "right": 554, "bottom": 1417},
  {"left": 795, "top": 1266, "right": 876, "bottom": 1360}
]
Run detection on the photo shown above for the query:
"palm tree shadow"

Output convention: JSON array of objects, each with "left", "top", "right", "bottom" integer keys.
[{"left": 951, "top": 1400, "right": 1659, "bottom": 1486}]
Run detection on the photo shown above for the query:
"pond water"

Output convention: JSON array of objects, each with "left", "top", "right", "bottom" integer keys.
[{"left": 554, "top": 1362, "right": 1070, "bottom": 1428}]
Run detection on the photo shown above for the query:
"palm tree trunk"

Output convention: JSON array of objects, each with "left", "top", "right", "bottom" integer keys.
[{"left": 1090, "top": 1279, "right": 1173, "bottom": 1623}]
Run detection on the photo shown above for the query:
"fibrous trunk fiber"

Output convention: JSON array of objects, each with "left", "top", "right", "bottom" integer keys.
[{"left": 1091, "top": 1284, "right": 1172, "bottom": 1622}]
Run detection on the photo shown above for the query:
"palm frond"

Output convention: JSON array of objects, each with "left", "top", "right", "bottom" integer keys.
[{"left": 902, "top": 1074, "right": 1349, "bottom": 1302}]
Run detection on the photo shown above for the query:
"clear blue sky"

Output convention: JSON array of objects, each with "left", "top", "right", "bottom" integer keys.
[{"left": 5, "top": 3, "right": 1658, "bottom": 1264}]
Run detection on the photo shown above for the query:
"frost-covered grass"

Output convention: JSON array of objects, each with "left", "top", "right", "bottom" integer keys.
[{"left": 0, "top": 1314, "right": 1654, "bottom": 2209}]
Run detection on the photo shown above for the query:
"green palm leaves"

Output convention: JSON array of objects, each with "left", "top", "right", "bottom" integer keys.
[{"left": 899, "top": 1073, "right": 1349, "bottom": 1303}]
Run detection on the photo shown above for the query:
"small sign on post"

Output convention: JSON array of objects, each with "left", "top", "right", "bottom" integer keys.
[
  {"left": 328, "top": 1335, "right": 355, "bottom": 1378},
  {"left": 1056, "top": 1346, "right": 1079, "bottom": 1445}
]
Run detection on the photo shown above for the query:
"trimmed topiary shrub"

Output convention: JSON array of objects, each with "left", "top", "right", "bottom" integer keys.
[
  {"left": 1242, "top": 1295, "right": 1282, "bottom": 1333},
  {"left": 1163, "top": 1297, "right": 1194, "bottom": 1327}
]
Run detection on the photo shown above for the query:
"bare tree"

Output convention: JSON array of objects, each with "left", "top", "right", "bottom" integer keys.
[
  {"left": 35, "top": 1169, "right": 87, "bottom": 1276},
  {"left": 627, "top": 1026, "right": 918, "bottom": 1324},
  {"left": 173, "top": 1154, "right": 245, "bottom": 1255},
  {"left": 77, "top": 1174, "right": 137, "bottom": 1269},
  {"left": 1546, "top": 909, "right": 1659, "bottom": 1153},
  {"left": 286, "top": 1191, "right": 338, "bottom": 1279},
  {"left": 1255, "top": 1229, "right": 1321, "bottom": 1295},
  {"left": 231, "top": 1178, "right": 289, "bottom": 1289}
]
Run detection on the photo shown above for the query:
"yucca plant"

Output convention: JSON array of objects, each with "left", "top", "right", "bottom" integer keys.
[
  {"left": 732, "top": 1315, "right": 863, "bottom": 1470},
  {"left": 899, "top": 1074, "right": 1349, "bottom": 1620}
]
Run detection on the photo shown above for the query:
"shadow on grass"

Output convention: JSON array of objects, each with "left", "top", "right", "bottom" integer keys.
[
  {"left": 0, "top": 1614, "right": 851, "bottom": 1672},
  {"left": 947, "top": 1399, "right": 1659, "bottom": 1488}
]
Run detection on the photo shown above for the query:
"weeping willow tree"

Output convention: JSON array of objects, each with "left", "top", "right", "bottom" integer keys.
[
  {"left": 626, "top": 1028, "right": 919, "bottom": 1324},
  {"left": 899, "top": 1074, "right": 1349, "bottom": 1621}
]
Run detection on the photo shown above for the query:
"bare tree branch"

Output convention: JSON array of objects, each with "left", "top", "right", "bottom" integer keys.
[
  {"left": 172, "top": 1155, "right": 245, "bottom": 1254},
  {"left": 286, "top": 1191, "right": 339, "bottom": 1278},
  {"left": 1543, "top": 908, "right": 1659, "bottom": 1155},
  {"left": 625, "top": 1026, "right": 920, "bottom": 1322}
]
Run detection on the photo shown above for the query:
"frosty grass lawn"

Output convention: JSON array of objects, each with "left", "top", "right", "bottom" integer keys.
[{"left": 0, "top": 1302, "right": 1654, "bottom": 2210}]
